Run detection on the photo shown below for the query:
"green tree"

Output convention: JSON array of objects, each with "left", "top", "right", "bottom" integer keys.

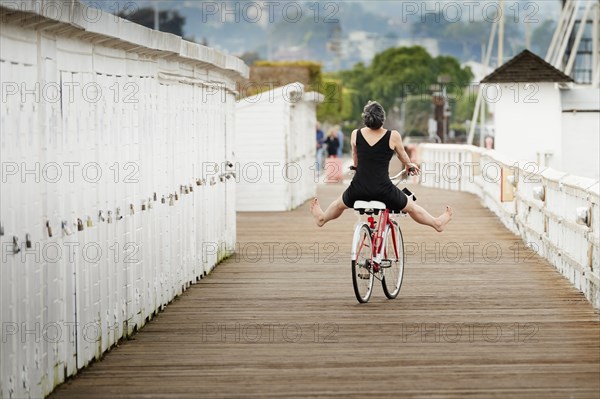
[
  {"left": 404, "top": 96, "right": 432, "bottom": 136},
  {"left": 316, "top": 76, "right": 354, "bottom": 124},
  {"left": 453, "top": 89, "right": 478, "bottom": 123},
  {"left": 337, "top": 46, "right": 474, "bottom": 128},
  {"left": 367, "top": 46, "right": 435, "bottom": 110}
]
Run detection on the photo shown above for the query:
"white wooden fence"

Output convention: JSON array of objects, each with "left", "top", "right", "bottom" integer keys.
[
  {"left": 0, "top": 2, "right": 248, "bottom": 398},
  {"left": 419, "top": 144, "right": 600, "bottom": 309}
]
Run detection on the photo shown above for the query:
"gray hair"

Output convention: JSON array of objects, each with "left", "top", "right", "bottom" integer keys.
[{"left": 362, "top": 101, "right": 385, "bottom": 129}]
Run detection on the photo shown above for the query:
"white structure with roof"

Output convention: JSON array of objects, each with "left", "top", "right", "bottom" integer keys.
[
  {"left": 235, "top": 83, "right": 324, "bottom": 211},
  {"left": 481, "top": 50, "right": 599, "bottom": 180}
]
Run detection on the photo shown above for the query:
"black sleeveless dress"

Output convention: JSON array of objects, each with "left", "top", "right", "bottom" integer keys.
[{"left": 342, "top": 129, "right": 408, "bottom": 212}]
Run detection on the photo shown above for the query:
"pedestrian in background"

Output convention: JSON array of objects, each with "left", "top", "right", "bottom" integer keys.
[
  {"left": 324, "top": 126, "right": 342, "bottom": 183},
  {"left": 325, "top": 127, "right": 340, "bottom": 158}
]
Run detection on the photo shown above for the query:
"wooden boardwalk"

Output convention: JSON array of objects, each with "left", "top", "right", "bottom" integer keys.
[{"left": 50, "top": 183, "right": 600, "bottom": 399}]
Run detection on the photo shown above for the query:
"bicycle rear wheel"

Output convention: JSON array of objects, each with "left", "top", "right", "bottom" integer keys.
[
  {"left": 351, "top": 223, "right": 374, "bottom": 303},
  {"left": 381, "top": 221, "right": 405, "bottom": 299}
]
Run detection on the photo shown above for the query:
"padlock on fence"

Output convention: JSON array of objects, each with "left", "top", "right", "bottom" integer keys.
[
  {"left": 12, "top": 236, "right": 20, "bottom": 254},
  {"left": 61, "top": 221, "right": 72, "bottom": 236}
]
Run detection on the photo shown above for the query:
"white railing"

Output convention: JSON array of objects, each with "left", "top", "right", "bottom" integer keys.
[
  {"left": 420, "top": 144, "right": 599, "bottom": 309},
  {"left": 0, "top": 2, "right": 248, "bottom": 398}
]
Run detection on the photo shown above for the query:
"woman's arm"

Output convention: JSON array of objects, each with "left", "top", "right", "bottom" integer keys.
[
  {"left": 391, "top": 130, "right": 419, "bottom": 173},
  {"left": 351, "top": 129, "right": 358, "bottom": 167}
]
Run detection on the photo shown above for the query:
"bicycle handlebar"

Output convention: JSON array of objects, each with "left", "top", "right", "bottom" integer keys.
[{"left": 391, "top": 166, "right": 418, "bottom": 180}]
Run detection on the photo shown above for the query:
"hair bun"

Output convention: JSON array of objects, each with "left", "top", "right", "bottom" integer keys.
[{"left": 362, "top": 101, "right": 386, "bottom": 129}]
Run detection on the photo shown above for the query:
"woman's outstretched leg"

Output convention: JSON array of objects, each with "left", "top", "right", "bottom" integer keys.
[
  {"left": 310, "top": 196, "right": 348, "bottom": 227},
  {"left": 403, "top": 199, "right": 453, "bottom": 232}
]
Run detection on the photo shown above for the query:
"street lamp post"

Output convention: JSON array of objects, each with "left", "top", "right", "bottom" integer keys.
[{"left": 437, "top": 75, "right": 451, "bottom": 143}]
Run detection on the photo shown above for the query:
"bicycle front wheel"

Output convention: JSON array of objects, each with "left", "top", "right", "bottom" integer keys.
[
  {"left": 351, "top": 223, "right": 374, "bottom": 303},
  {"left": 381, "top": 221, "right": 405, "bottom": 299}
]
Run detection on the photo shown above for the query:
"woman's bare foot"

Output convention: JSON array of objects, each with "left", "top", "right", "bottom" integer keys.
[
  {"left": 310, "top": 198, "right": 325, "bottom": 227},
  {"left": 434, "top": 206, "right": 454, "bottom": 232}
]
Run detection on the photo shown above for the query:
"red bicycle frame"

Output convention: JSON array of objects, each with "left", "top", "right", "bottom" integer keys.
[{"left": 366, "top": 209, "right": 399, "bottom": 274}]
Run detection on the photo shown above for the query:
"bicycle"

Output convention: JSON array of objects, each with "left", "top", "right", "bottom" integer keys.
[{"left": 349, "top": 167, "right": 417, "bottom": 303}]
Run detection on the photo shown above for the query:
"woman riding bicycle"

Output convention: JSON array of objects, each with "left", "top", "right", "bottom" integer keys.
[{"left": 310, "top": 100, "right": 453, "bottom": 232}]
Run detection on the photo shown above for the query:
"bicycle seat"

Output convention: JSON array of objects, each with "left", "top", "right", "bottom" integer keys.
[{"left": 353, "top": 200, "right": 386, "bottom": 215}]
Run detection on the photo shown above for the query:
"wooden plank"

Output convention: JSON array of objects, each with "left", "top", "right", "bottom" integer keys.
[{"left": 49, "top": 184, "right": 600, "bottom": 399}]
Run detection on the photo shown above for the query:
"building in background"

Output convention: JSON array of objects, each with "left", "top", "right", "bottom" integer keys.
[
  {"left": 481, "top": 50, "right": 599, "bottom": 180},
  {"left": 235, "top": 83, "right": 324, "bottom": 211}
]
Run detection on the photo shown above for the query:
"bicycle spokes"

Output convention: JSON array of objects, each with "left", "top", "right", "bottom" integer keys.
[
  {"left": 381, "top": 221, "right": 405, "bottom": 299},
  {"left": 352, "top": 224, "right": 375, "bottom": 303}
]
